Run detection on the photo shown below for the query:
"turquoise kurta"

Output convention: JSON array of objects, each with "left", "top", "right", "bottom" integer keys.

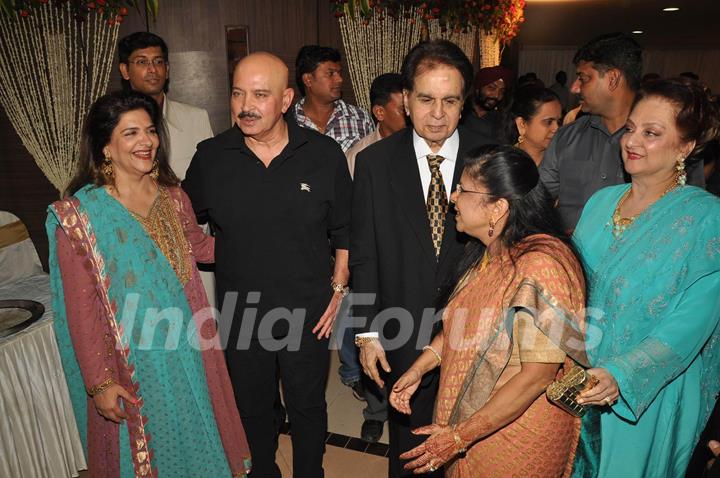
[
  {"left": 572, "top": 184, "right": 720, "bottom": 477},
  {"left": 47, "top": 185, "right": 231, "bottom": 477}
]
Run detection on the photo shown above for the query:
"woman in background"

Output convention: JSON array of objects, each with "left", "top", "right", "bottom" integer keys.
[{"left": 502, "top": 86, "right": 562, "bottom": 166}]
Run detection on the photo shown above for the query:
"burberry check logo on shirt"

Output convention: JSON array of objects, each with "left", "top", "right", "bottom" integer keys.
[{"left": 426, "top": 154, "right": 448, "bottom": 258}]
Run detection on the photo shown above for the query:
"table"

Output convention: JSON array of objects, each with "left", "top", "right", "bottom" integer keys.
[{"left": 0, "top": 274, "right": 87, "bottom": 477}]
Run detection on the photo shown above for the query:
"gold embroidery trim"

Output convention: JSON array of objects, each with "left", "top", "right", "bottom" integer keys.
[
  {"left": 131, "top": 188, "right": 192, "bottom": 285},
  {"left": 59, "top": 199, "right": 155, "bottom": 476}
]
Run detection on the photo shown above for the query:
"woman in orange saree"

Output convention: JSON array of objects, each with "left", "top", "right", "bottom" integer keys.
[{"left": 390, "top": 145, "right": 589, "bottom": 477}]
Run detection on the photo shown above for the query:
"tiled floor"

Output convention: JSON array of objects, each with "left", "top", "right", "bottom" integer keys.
[
  {"left": 276, "top": 350, "right": 390, "bottom": 477},
  {"left": 277, "top": 434, "right": 388, "bottom": 477},
  {"left": 325, "top": 350, "right": 390, "bottom": 445},
  {"left": 78, "top": 352, "right": 388, "bottom": 478}
]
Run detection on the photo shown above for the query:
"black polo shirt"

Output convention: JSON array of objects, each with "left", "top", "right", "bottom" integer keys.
[{"left": 183, "top": 119, "right": 352, "bottom": 337}]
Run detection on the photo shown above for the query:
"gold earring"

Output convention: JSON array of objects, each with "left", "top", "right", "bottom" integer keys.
[
  {"left": 102, "top": 157, "right": 114, "bottom": 182},
  {"left": 488, "top": 218, "right": 496, "bottom": 238},
  {"left": 676, "top": 155, "right": 686, "bottom": 186},
  {"left": 515, "top": 134, "right": 524, "bottom": 147},
  {"left": 150, "top": 159, "right": 159, "bottom": 180}
]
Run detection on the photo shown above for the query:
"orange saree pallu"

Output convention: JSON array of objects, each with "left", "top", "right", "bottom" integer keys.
[{"left": 435, "top": 235, "right": 589, "bottom": 477}]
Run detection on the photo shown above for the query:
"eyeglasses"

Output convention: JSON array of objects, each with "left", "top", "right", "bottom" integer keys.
[
  {"left": 127, "top": 58, "right": 168, "bottom": 68},
  {"left": 455, "top": 183, "right": 492, "bottom": 196}
]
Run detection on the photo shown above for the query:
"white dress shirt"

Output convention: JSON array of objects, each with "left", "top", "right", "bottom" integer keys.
[{"left": 413, "top": 128, "right": 459, "bottom": 202}]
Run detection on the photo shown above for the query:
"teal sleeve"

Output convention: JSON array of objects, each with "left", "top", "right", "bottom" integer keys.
[{"left": 600, "top": 271, "right": 720, "bottom": 422}]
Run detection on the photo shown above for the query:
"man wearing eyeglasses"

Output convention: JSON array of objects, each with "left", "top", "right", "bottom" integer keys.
[
  {"left": 118, "top": 31, "right": 217, "bottom": 309},
  {"left": 118, "top": 31, "right": 214, "bottom": 182}
]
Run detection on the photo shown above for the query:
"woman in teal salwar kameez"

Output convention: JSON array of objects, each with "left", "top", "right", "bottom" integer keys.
[
  {"left": 571, "top": 79, "right": 720, "bottom": 477},
  {"left": 47, "top": 91, "right": 251, "bottom": 477}
]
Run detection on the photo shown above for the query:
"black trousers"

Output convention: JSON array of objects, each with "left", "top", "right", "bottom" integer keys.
[
  {"left": 226, "top": 332, "right": 330, "bottom": 478},
  {"left": 387, "top": 370, "right": 442, "bottom": 478}
]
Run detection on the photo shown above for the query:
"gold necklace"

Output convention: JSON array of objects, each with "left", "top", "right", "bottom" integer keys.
[
  {"left": 478, "top": 249, "right": 497, "bottom": 273},
  {"left": 611, "top": 177, "right": 679, "bottom": 239}
]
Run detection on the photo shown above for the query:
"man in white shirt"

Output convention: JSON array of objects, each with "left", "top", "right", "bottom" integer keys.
[
  {"left": 118, "top": 32, "right": 214, "bottom": 180},
  {"left": 118, "top": 32, "right": 216, "bottom": 305}
]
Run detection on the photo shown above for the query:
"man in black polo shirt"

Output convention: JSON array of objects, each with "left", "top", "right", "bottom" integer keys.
[{"left": 183, "top": 52, "right": 351, "bottom": 478}]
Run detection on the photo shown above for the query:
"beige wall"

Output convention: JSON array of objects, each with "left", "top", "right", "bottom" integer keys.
[
  {"left": 0, "top": 0, "right": 356, "bottom": 267},
  {"left": 111, "top": 0, "right": 356, "bottom": 133}
]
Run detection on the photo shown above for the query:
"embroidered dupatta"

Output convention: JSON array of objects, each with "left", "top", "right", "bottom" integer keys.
[{"left": 46, "top": 185, "right": 250, "bottom": 477}]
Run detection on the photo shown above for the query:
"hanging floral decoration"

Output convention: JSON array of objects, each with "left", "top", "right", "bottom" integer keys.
[
  {"left": 330, "top": 0, "right": 525, "bottom": 44},
  {"left": 0, "top": 0, "right": 157, "bottom": 193},
  {"left": 0, "top": 0, "right": 159, "bottom": 25}
]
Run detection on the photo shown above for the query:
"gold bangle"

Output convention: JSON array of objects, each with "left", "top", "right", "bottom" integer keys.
[
  {"left": 354, "top": 336, "right": 378, "bottom": 347},
  {"left": 88, "top": 377, "right": 115, "bottom": 396},
  {"left": 452, "top": 425, "right": 467, "bottom": 455},
  {"left": 423, "top": 345, "right": 442, "bottom": 367}
]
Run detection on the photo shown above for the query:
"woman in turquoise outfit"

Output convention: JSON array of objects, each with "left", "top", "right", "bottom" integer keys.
[
  {"left": 47, "top": 91, "right": 251, "bottom": 477},
  {"left": 571, "top": 78, "right": 720, "bottom": 477}
]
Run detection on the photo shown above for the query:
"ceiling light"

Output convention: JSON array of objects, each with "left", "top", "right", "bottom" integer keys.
[
  {"left": 662, "top": 7, "right": 680, "bottom": 12},
  {"left": 631, "top": 30, "right": 643, "bottom": 34}
]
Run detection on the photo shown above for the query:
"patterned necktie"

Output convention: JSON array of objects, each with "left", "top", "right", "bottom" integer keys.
[{"left": 426, "top": 154, "right": 448, "bottom": 258}]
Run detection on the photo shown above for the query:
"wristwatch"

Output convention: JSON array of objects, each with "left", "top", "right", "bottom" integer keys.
[
  {"left": 331, "top": 281, "right": 350, "bottom": 297},
  {"left": 354, "top": 335, "right": 378, "bottom": 347}
]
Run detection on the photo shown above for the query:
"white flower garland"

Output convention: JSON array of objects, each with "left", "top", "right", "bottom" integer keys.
[
  {"left": 339, "top": 6, "right": 423, "bottom": 112},
  {"left": 479, "top": 31, "right": 501, "bottom": 67},
  {"left": 0, "top": 3, "right": 119, "bottom": 193},
  {"left": 427, "top": 19, "right": 478, "bottom": 65}
]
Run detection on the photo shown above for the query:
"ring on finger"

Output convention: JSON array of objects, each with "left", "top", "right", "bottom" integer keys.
[
  {"left": 604, "top": 396, "right": 612, "bottom": 405},
  {"left": 428, "top": 462, "right": 437, "bottom": 472}
]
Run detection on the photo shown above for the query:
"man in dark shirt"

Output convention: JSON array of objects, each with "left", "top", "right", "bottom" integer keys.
[
  {"left": 540, "top": 34, "right": 703, "bottom": 231},
  {"left": 539, "top": 33, "right": 641, "bottom": 230},
  {"left": 183, "top": 52, "right": 352, "bottom": 478},
  {"left": 461, "top": 65, "right": 512, "bottom": 141}
]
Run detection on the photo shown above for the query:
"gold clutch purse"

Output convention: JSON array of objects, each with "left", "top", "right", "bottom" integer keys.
[{"left": 546, "top": 365, "right": 598, "bottom": 417}]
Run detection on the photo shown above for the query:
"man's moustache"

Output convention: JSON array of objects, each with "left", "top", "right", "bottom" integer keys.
[{"left": 238, "top": 111, "right": 261, "bottom": 120}]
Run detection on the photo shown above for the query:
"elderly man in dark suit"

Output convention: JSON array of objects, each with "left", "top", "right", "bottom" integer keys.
[{"left": 350, "top": 40, "right": 492, "bottom": 477}]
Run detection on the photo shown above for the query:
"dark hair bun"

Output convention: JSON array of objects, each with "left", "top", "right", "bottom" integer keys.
[{"left": 639, "top": 78, "right": 720, "bottom": 160}]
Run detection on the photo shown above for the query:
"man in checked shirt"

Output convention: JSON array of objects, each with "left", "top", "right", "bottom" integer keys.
[{"left": 293, "top": 45, "right": 374, "bottom": 152}]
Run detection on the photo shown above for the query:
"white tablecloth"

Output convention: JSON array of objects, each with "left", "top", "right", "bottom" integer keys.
[{"left": 0, "top": 274, "right": 87, "bottom": 477}]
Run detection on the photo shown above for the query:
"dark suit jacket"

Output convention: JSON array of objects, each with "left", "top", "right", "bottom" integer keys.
[{"left": 350, "top": 126, "right": 493, "bottom": 379}]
